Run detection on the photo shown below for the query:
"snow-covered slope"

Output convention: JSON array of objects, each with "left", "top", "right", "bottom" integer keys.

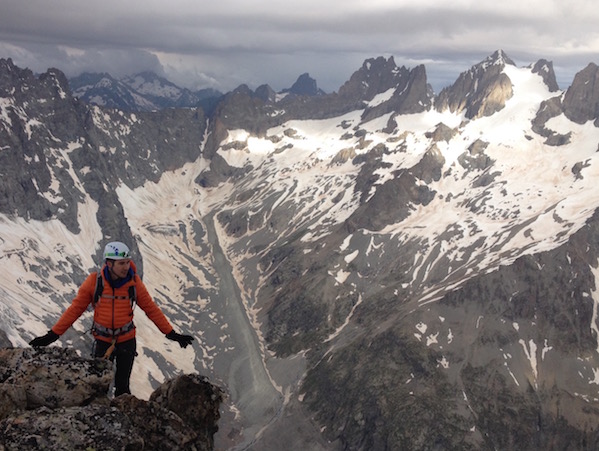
[{"left": 2, "top": 52, "right": 599, "bottom": 449}]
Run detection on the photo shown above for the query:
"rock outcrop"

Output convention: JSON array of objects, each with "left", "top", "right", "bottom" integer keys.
[
  {"left": 531, "top": 58, "right": 560, "bottom": 92},
  {"left": 563, "top": 62, "right": 599, "bottom": 125},
  {"left": 282, "top": 73, "right": 326, "bottom": 96},
  {"left": 435, "top": 49, "right": 515, "bottom": 119},
  {"left": 0, "top": 347, "right": 223, "bottom": 450}
]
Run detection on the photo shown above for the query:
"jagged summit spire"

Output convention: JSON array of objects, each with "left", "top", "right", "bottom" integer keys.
[
  {"left": 435, "top": 50, "right": 516, "bottom": 119},
  {"left": 483, "top": 49, "right": 516, "bottom": 68}
]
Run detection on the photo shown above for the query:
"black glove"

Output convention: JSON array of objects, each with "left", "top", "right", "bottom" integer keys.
[
  {"left": 29, "top": 330, "right": 59, "bottom": 347},
  {"left": 166, "top": 330, "right": 194, "bottom": 348}
]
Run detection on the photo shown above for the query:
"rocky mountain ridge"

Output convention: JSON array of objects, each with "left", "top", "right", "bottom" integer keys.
[
  {"left": 0, "top": 347, "right": 222, "bottom": 450},
  {"left": 69, "top": 70, "right": 223, "bottom": 112},
  {"left": 2, "top": 50, "right": 599, "bottom": 449}
]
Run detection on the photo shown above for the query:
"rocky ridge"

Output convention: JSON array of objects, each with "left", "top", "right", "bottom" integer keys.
[
  {"left": 69, "top": 71, "right": 222, "bottom": 112},
  {"left": 0, "top": 347, "right": 223, "bottom": 450}
]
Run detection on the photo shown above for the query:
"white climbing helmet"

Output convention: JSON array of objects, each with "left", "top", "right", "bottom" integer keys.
[{"left": 103, "top": 241, "right": 131, "bottom": 260}]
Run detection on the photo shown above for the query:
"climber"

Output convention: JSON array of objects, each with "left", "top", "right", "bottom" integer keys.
[{"left": 29, "top": 241, "right": 194, "bottom": 396}]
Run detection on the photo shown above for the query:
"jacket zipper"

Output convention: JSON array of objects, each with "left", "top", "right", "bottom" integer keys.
[{"left": 111, "top": 286, "right": 116, "bottom": 338}]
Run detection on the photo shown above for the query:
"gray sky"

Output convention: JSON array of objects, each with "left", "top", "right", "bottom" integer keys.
[{"left": 0, "top": 0, "right": 597, "bottom": 94}]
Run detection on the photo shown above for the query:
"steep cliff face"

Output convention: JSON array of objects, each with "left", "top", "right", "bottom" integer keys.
[
  {"left": 531, "top": 58, "right": 560, "bottom": 92},
  {"left": 435, "top": 50, "right": 516, "bottom": 119},
  {"left": 0, "top": 347, "right": 223, "bottom": 450},
  {"left": 563, "top": 62, "right": 599, "bottom": 125}
]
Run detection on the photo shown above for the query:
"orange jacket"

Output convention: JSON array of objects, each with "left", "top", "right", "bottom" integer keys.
[{"left": 51, "top": 263, "right": 173, "bottom": 343}]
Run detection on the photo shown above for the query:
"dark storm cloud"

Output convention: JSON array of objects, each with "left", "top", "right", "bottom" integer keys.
[{"left": 0, "top": 0, "right": 598, "bottom": 93}]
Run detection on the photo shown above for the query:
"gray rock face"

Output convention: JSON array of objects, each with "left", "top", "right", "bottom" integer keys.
[
  {"left": 69, "top": 71, "right": 223, "bottom": 112},
  {"left": 0, "top": 57, "right": 208, "bottom": 267},
  {"left": 0, "top": 330, "right": 11, "bottom": 348},
  {"left": 0, "top": 347, "right": 112, "bottom": 419},
  {"left": 0, "top": 347, "right": 223, "bottom": 450},
  {"left": 276, "top": 203, "right": 599, "bottom": 451},
  {"left": 563, "top": 62, "right": 599, "bottom": 125},
  {"left": 533, "top": 61, "right": 599, "bottom": 143},
  {"left": 0, "top": 59, "right": 87, "bottom": 233},
  {"left": 338, "top": 56, "right": 433, "bottom": 122},
  {"left": 532, "top": 96, "right": 572, "bottom": 145},
  {"left": 283, "top": 73, "right": 325, "bottom": 96},
  {"left": 436, "top": 49, "right": 515, "bottom": 119},
  {"left": 531, "top": 58, "right": 560, "bottom": 92}
]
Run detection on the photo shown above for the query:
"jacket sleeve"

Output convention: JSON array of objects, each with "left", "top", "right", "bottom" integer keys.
[
  {"left": 135, "top": 278, "right": 174, "bottom": 335},
  {"left": 51, "top": 273, "right": 95, "bottom": 336}
]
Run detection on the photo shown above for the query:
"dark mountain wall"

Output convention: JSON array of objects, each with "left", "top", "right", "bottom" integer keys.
[{"left": 563, "top": 62, "right": 599, "bottom": 125}]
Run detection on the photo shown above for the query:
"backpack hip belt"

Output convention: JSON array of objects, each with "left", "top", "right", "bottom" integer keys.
[{"left": 92, "top": 321, "right": 135, "bottom": 338}]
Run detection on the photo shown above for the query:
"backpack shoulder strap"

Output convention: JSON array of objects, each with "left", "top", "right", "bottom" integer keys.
[
  {"left": 92, "top": 270, "right": 103, "bottom": 307},
  {"left": 128, "top": 274, "right": 138, "bottom": 310}
]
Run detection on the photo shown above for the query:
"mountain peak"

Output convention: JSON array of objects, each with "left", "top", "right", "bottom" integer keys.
[
  {"left": 435, "top": 50, "right": 516, "bottom": 118},
  {"left": 283, "top": 73, "right": 325, "bottom": 96},
  {"left": 68, "top": 70, "right": 223, "bottom": 112},
  {"left": 531, "top": 58, "right": 560, "bottom": 92},
  {"left": 483, "top": 49, "right": 516, "bottom": 68},
  {"left": 338, "top": 55, "right": 410, "bottom": 101},
  {"left": 563, "top": 62, "right": 599, "bottom": 124}
]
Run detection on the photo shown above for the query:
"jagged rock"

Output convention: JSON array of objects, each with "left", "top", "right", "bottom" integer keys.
[
  {"left": 531, "top": 92, "right": 576, "bottom": 146},
  {"left": 0, "top": 330, "right": 11, "bottom": 348},
  {"left": 339, "top": 56, "right": 407, "bottom": 102},
  {"left": 283, "top": 73, "right": 326, "bottom": 96},
  {"left": 0, "top": 56, "right": 208, "bottom": 253},
  {"left": 531, "top": 58, "right": 560, "bottom": 92},
  {"left": 0, "top": 59, "right": 86, "bottom": 233},
  {"left": 0, "top": 347, "right": 223, "bottom": 450},
  {"left": 0, "top": 404, "right": 145, "bottom": 450},
  {"left": 210, "top": 84, "right": 281, "bottom": 136},
  {"left": 69, "top": 71, "right": 223, "bottom": 112},
  {"left": 255, "top": 83, "right": 277, "bottom": 103},
  {"left": 110, "top": 395, "right": 201, "bottom": 450},
  {"left": 362, "top": 64, "right": 432, "bottom": 122},
  {"left": 563, "top": 62, "right": 599, "bottom": 125},
  {"left": 5, "top": 52, "right": 599, "bottom": 451},
  {"left": 0, "top": 347, "right": 113, "bottom": 420},
  {"left": 425, "top": 122, "right": 457, "bottom": 143},
  {"left": 150, "top": 373, "right": 223, "bottom": 447},
  {"left": 338, "top": 56, "right": 433, "bottom": 122},
  {"left": 457, "top": 139, "right": 494, "bottom": 171},
  {"left": 346, "top": 170, "right": 436, "bottom": 231},
  {"left": 411, "top": 144, "right": 445, "bottom": 183},
  {"left": 435, "top": 50, "right": 515, "bottom": 119},
  {"left": 70, "top": 72, "right": 145, "bottom": 111}
]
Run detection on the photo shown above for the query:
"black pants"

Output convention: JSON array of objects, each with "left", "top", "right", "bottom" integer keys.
[{"left": 94, "top": 337, "right": 137, "bottom": 396}]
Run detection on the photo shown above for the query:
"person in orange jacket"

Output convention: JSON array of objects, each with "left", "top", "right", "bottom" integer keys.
[{"left": 29, "top": 241, "right": 194, "bottom": 396}]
